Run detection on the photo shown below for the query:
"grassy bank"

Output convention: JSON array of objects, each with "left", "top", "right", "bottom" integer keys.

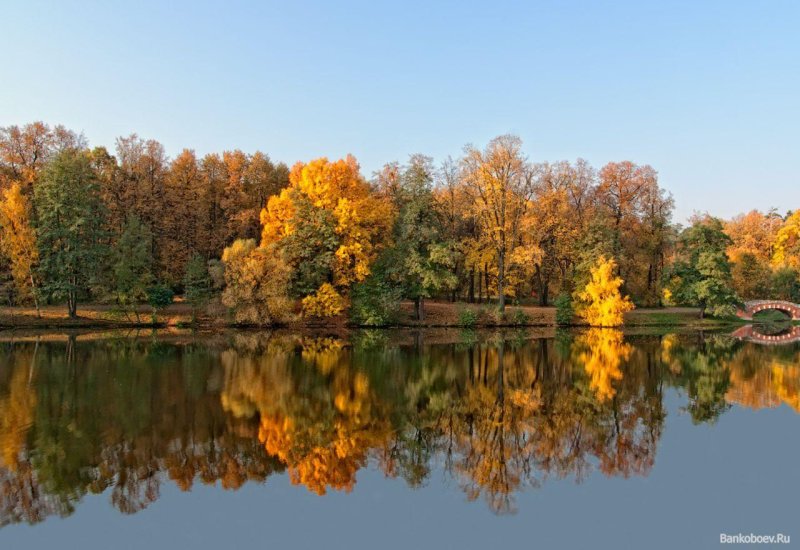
[{"left": 0, "top": 300, "right": 749, "bottom": 330}]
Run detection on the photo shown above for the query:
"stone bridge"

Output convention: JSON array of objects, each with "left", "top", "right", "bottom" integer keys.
[
  {"left": 731, "top": 325, "right": 800, "bottom": 345},
  {"left": 736, "top": 300, "right": 800, "bottom": 321}
]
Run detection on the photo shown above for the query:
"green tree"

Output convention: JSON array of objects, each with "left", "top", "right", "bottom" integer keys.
[
  {"left": 183, "top": 253, "right": 211, "bottom": 323},
  {"left": 666, "top": 217, "right": 738, "bottom": 318},
  {"left": 770, "top": 267, "right": 800, "bottom": 302},
  {"left": 382, "top": 155, "right": 456, "bottom": 321},
  {"left": 731, "top": 252, "right": 771, "bottom": 300},
  {"left": 146, "top": 285, "right": 174, "bottom": 324},
  {"left": 113, "top": 215, "right": 153, "bottom": 320},
  {"left": 34, "top": 150, "right": 107, "bottom": 318}
]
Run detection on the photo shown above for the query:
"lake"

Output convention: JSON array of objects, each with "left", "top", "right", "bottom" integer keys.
[{"left": 0, "top": 327, "right": 798, "bottom": 549}]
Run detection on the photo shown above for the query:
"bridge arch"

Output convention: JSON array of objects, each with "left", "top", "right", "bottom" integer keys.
[{"left": 736, "top": 300, "right": 800, "bottom": 321}]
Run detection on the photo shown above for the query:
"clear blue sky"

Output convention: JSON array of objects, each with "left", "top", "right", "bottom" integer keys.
[{"left": 2, "top": 0, "right": 798, "bottom": 222}]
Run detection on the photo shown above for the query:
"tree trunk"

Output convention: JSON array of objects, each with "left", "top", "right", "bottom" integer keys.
[
  {"left": 484, "top": 263, "right": 490, "bottom": 304},
  {"left": 29, "top": 272, "right": 40, "bottom": 318},
  {"left": 498, "top": 251, "right": 506, "bottom": 312},
  {"left": 67, "top": 292, "right": 77, "bottom": 318},
  {"left": 414, "top": 296, "right": 425, "bottom": 322},
  {"left": 699, "top": 304, "right": 706, "bottom": 319},
  {"left": 468, "top": 267, "right": 475, "bottom": 303},
  {"left": 477, "top": 267, "right": 483, "bottom": 304}
]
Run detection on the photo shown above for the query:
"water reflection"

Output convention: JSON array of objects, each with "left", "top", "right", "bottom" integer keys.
[{"left": 0, "top": 328, "right": 798, "bottom": 522}]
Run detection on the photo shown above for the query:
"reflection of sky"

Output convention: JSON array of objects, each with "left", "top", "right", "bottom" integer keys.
[{"left": 2, "top": 389, "right": 796, "bottom": 550}]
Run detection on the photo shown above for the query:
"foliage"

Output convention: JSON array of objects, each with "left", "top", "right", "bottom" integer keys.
[
  {"left": 554, "top": 293, "right": 574, "bottom": 326},
  {"left": 461, "top": 135, "right": 533, "bottom": 311},
  {"left": 146, "top": 285, "right": 173, "bottom": 323},
  {"left": 301, "top": 283, "right": 346, "bottom": 319},
  {"left": 770, "top": 267, "right": 800, "bottom": 302},
  {"left": 350, "top": 271, "right": 402, "bottom": 326},
  {"left": 221, "top": 239, "right": 292, "bottom": 325},
  {"left": 575, "top": 256, "right": 634, "bottom": 327},
  {"left": 731, "top": 252, "right": 771, "bottom": 301},
  {"left": 666, "top": 216, "right": 738, "bottom": 318},
  {"left": 0, "top": 182, "right": 40, "bottom": 306},
  {"left": 457, "top": 306, "right": 478, "bottom": 328},
  {"left": 510, "top": 308, "right": 530, "bottom": 326},
  {"left": 183, "top": 253, "right": 212, "bottom": 320},
  {"left": 261, "top": 156, "right": 393, "bottom": 318},
  {"left": 772, "top": 210, "right": 800, "bottom": 269},
  {"left": 34, "top": 149, "right": 107, "bottom": 317},
  {"left": 113, "top": 215, "right": 153, "bottom": 314},
  {"left": 378, "top": 155, "right": 457, "bottom": 320}
]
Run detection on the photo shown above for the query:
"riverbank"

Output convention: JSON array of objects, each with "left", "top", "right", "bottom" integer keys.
[{"left": 0, "top": 300, "right": 746, "bottom": 330}]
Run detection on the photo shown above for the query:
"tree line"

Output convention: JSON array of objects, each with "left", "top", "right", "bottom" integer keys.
[{"left": 1, "top": 122, "right": 798, "bottom": 324}]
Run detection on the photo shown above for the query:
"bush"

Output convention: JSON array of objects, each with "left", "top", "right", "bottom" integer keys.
[
  {"left": 146, "top": 285, "right": 174, "bottom": 324},
  {"left": 301, "top": 283, "right": 346, "bottom": 318},
  {"left": 457, "top": 306, "right": 478, "bottom": 328},
  {"left": 555, "top": 293, "right": 574, "bottom": 326},
  {"left": 511, "top": 308, "right": 530, "bottom": 326},
  {"left": 350, "top": 278, "right": 402, "bottom": 326}
]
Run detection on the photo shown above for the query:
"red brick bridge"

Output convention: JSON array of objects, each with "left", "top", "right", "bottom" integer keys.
[{"left": 736, "top": 300, "right": 800, "bottom": 321}]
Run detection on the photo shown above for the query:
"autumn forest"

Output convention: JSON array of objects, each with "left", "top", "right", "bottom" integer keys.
[{"left": 1, "top": 121, "right": 799, "bottom": 327}]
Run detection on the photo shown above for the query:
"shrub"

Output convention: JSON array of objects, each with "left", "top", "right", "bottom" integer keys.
[
  {"left": 511, "top": 308, "right": 530, "bottom": 326},
  {"left": 302, "top": 283, "right": 346, "bottom": 318},
  {"left": 554, "top": 293, "right": 574, "bottom": 326},
  {"left": 146, "top": 285, "right": 174, "bottom": 324},
  {"left": 350, "top": 278, "right": 402, "bottom": 326},
  {"left": 457, "top": 306, "right": 478, "bottom": 328}
]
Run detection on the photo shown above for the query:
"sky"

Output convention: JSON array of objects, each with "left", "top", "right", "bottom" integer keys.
[{"left": 1, "top": 0, "right": 798, "bottom": 222}]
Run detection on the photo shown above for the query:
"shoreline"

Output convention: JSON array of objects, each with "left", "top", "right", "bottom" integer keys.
[{"left": 0, "top": 301, "right": 753, "bottom": 331}]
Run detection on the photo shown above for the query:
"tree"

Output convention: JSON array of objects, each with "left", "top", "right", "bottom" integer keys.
[
  {"left": 221, "top": 239, "right": 292, "bottom": 325},
  {"left": 0, "top": 183, "right": 40, "bottom": 312},
  {"left": 773, "top": 210, "right": 800, "bottom": 270},
  {"left": 666, "top": 216, "right": 738, "bottom": 318},
  {"left": 380, "top": 155, "right": 456, "bottom": 321},
  {"left": 731, "top": 252, "right": 771, "bottom": 300},
  {"left": 575, "top": 256, "right": 634, "bottom": 327},
  {"left": 260, "top": 156, "right": 393, "bottom": 318},
  {"left": 34, "top": 150, "right": 107, "bottom": 318},
  {"left": 770, "top": 267, "right": 800, "bottom": 302},
  {"left": 461, "top": 135, "right": 533, "bottom": 312},
  {"left": 183, "top": 254, "right": 212, "bottom": 323},
  {"left": 113, "top": 215, "right": 153, "bottom": 320},
  {"left": 146, "top": 285, "right": 173, "bottom": 324}
]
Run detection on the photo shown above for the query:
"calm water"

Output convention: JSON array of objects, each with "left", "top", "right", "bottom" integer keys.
[{"left": 0, "top": 327, "right": 798, "bottom": 549}]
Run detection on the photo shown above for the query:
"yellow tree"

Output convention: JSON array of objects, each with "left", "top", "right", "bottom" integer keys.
[
  {"left": 260, "top": 156, "right": 393, "bottom": 317},
  {"left": 725, "top": 209, "right": 783, "bottom": 263},
  {"left": 221, "top": 239, "right": 293, "bottom": 325},
  {"left": 0, "top": 183, "right": 40, "bottom": 311},
  {"left": 772, "top": 210, "right": 800, "bottom": 270},
  {"left": 576, "top": 256, "right": 634, "bottom": 327},
  {"left": 461, "top": 135, "right": 533, "bottom": 312}
]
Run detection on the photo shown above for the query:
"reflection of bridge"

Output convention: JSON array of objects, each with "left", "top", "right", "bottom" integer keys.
[
  {"left": 731, "top": 325, "right": 800, "bottom": 345},
  {"left": 736, "top": 300, "right": 800, "bottom": 321}
]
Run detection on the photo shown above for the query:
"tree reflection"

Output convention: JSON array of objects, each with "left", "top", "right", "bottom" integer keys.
[{"left": 0, "top": 330, "right": 797, "bottom": 524}]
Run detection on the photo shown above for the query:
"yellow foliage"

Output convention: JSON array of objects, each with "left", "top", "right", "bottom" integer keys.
[
  {"left": 259, "top": 156, "right": 394, "bottom": 317},
  {"left": 576, "top": 256, "right": 634, "bottom": 327},
  {"left": 772, "top": 210, "right": 800, "bottom": 269},
  {"left": 301, "top": 283, "right": 346, "bottom": 318},
  {"left": 576, "top": 328, "right": 631, "bottom": 402},
  {"left": 0, "top": 182, "right": 39, "bottom": 302},
  {"left": 221, "top": 239, "right": 292, "bottom": 325}
]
